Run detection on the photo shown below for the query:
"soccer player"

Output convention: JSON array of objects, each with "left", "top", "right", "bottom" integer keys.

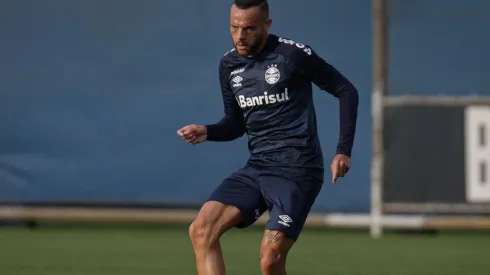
[{"left": 176, "top": 0, "right": 358, "bottom": 274}]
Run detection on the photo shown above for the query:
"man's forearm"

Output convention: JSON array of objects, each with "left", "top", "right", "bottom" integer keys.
[
  {"left": 206, "top": 114, "right": 245, "bottom": 141},
  {"left": 335, "top": 83, "right": 359, "bottom": 156}
]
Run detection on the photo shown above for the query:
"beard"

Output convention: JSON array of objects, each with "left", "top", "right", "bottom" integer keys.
[{"left": 234, "top": 34, "right": 265, "bottom": 56}]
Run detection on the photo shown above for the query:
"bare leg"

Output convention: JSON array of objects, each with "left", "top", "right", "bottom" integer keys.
[
  {"left": 259, "top": 230, "right": 294, "bottom": 275},
  {"left": 189, "top": 201, "right": 242, "bottom": 275}
]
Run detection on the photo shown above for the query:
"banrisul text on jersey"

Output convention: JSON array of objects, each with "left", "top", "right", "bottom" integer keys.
[{"left": 237, "top": 88, "right": 289, "bottom": 108}]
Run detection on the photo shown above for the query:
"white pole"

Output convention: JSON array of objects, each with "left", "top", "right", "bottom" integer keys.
[{"left": 370, "top": 0, "right": 389, "bottom": 238}]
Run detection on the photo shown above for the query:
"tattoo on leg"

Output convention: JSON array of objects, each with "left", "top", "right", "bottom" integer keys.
[{"left": 265, "top": 230, "right": 282, "bottom": 243}]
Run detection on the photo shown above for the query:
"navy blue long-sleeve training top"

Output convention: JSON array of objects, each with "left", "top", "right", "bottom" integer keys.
[{"left": 206, "top": 34, "right": 359, "bottom": 179}]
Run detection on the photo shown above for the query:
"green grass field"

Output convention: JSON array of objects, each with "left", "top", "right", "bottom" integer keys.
[{"left": 1, "top": 223, "right": 489, "bottom": 275}]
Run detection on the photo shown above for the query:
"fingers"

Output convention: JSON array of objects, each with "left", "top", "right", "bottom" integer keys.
[
  {"left": 331, "top": 160, "right": 340, "bottom": 183},
  {"left": 186, "top": 134, "right": 199, "bottom": 144},
  {"left": 176, "top": 126, "right": 192, "bottom": 137},
  {"left": 177, "top": 125, "right": 196, "bottom": 138},
  {"left": 176, "top": 128, "right": 185, "bottom": 137},
  {"left": 332, "top": 170, "right": 338, "bottom": 183},
  {"left": 338, "top": 161, "right": 347, "bottom": 177},
  {"left": 331, "top": 156, "right": 351, "bottom": 183},
  {"left": 177, "top": 125, "right": 203, "bottom": 145}
]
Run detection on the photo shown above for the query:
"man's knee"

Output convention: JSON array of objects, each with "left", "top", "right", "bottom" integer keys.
[
  {"left": 189, "top": 201, "right": 241, "bottom": 247},
  {"left": 259, "top": 230, "right": 294, "bottom": 274},
  {"left": 189, "top": 219, "right": 212, "bottom": 247},
  {"left": 260, "top": 247, "right": 284, "bottom": 273}
]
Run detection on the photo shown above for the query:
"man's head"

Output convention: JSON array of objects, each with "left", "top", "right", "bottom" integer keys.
[{"left": 230, "top": 0, "right": 271, "bottom": 56}]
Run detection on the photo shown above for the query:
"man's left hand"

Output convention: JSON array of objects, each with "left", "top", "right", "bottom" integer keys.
[{"left": 331, "top": 154, "right": 351, "bottom": 183}]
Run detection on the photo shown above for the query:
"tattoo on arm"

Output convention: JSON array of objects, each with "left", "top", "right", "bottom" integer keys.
[{"left": 265, "top": 230, "right": 282, "bottom": 243}]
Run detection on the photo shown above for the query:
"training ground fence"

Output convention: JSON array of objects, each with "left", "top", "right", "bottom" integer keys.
[{"left": 369, "top": 0, "right": 490, "bottom": 237}]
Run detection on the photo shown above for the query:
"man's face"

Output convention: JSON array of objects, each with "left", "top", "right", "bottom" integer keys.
[{"left": 230, "top": 4, "right": 271, "bottom": 56}]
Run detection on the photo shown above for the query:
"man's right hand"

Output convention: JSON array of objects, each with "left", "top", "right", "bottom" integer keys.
[{"left": 177, "top": 124, "right": 207, "bottom": 145}]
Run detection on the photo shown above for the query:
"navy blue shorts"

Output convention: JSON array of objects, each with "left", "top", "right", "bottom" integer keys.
[{"left": 207, "top": 165, "right": 323, "bottom": 241}]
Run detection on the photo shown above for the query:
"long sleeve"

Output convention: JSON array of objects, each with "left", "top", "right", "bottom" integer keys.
[
  {"left": 206, "top": 62, "right": 246, "bottom": 141},
  {"left": 299, "top": 48, "right": 359, "bottom": 157}
]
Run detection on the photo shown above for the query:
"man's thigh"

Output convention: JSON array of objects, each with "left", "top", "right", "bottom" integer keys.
[
  {"left": 208, "top": 166, "right": 267, "bottom": 228},
  {"left": 258, "top": 170, "right": 323, "bottom": 241}
]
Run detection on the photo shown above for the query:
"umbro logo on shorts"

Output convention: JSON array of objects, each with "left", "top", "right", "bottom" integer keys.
[{"left": 278, "top": 215, "right": 293, "bottom": 227}]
